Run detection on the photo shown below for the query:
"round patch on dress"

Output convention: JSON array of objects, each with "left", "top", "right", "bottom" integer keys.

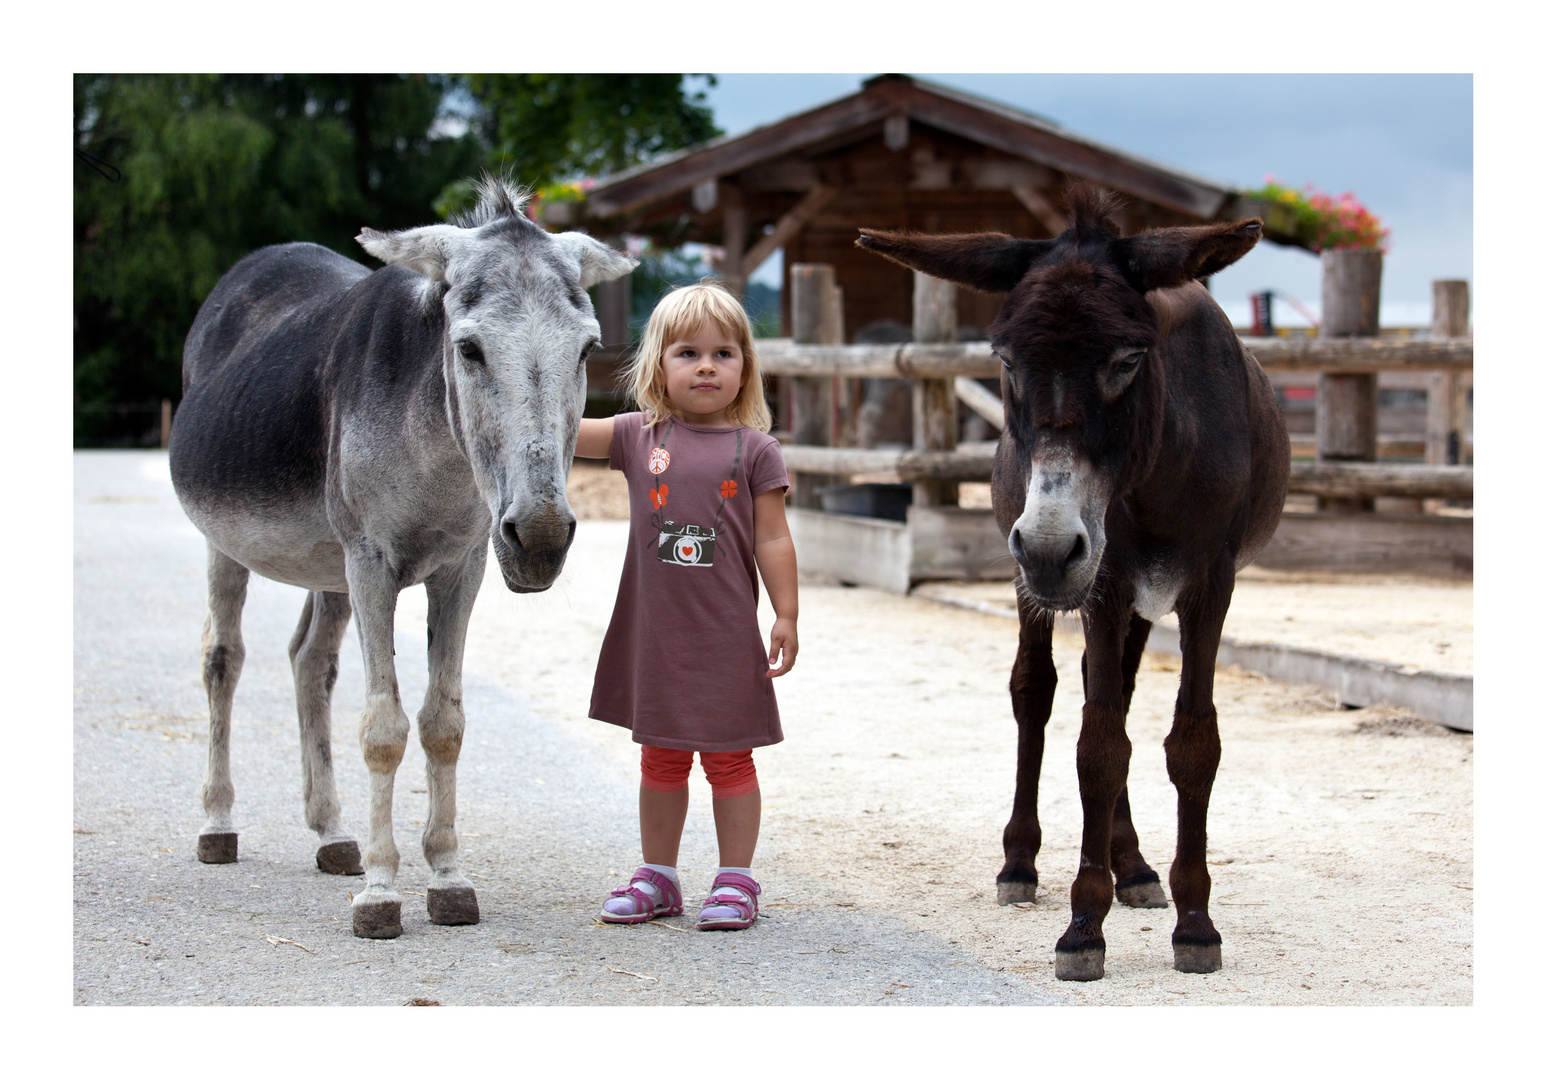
[{"left": 648, "top": 447, "right": 671, "bottom": 475}]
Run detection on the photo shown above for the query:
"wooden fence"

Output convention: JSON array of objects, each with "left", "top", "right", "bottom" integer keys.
[{"left": 762, "top": 267, "right": 1472, "bottom": 585}]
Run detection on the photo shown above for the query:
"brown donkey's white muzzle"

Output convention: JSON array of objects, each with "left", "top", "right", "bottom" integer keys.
[{"left": 1010, "top": 448, "right": 1107, "bottom": 609}]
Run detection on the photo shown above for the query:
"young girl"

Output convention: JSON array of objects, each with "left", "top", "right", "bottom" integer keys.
[{"left": 574, "top": 281, "right": 797, "bottom": 931}]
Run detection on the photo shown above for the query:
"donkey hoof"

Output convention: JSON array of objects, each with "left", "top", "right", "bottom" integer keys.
[
  {"left": 352, "top": 893, "right": 403, "bottom": 939},
  {"left": 197, "top": 832, "right": 238, "bottom": 864},
  {"left": 1115, "top": 875, "right": 1168, "bottom": 909},
  {"left": 1054, "top": 945, "right": 1106, "bottom": 981},
  {"left": 996, "top": 881, "right": 1037, "bottom": 905},
  {"left": 1173, "top": 941, "right": 1222, "bottom": 973},
  {"left": 316, "top": 840, "right": 364, "bottom": 876},
  {"left": 427, "top": 885, "right": 480, "bottom": 926}
]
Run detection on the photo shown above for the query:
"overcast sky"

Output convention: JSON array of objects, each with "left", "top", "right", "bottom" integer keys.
[{"left": 699, "top": 74, "right": 1473, "bottom": 329}]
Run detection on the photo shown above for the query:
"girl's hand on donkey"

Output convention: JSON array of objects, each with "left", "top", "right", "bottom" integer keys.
[{"left": 766, "top": 617, "right": 798, "bottom": 677}]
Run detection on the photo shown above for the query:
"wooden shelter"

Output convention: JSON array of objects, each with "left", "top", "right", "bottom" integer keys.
[{"left": 562, "top": 74, "right": 1300, "bottom": 343}]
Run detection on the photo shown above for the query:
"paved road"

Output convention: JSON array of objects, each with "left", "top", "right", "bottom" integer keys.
[{"left": 73, "top": 450, "right": 1057, "bottom": 1005}]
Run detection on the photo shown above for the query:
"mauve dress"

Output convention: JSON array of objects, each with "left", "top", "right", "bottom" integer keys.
[{"left": 588, "top": 412, "right": 789, "bottom": 752}]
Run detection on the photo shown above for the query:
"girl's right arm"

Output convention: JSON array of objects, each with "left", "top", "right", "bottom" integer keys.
[{"left": 574, "top": 416, "right": 615, "bottom": 459}]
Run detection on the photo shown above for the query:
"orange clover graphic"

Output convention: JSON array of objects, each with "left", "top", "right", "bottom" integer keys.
[
  {"left": 650, "top": 485, "right": 668, "bottom": 509},
  {"left": 720, "top": 479, "right": 738, "bottom": 500}
]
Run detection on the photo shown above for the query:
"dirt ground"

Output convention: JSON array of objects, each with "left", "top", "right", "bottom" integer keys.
[
  {"left": 457, "top": 463, "right": 1476, "bottom": 1004},
  {"left": 73, "top": 455, "right": 1470, "bottom": 1006}
]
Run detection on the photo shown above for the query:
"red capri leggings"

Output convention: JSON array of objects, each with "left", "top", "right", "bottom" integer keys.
[{"left": 639, "top": 745, "right": 759, "bottom": 800}]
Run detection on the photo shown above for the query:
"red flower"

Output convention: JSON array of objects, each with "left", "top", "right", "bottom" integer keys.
[
  {"left": 720, "top": 479, "right": 738, "bottom": 500},
  {"left": 650, "top": 484, "right": 668, "bottom": 509}
]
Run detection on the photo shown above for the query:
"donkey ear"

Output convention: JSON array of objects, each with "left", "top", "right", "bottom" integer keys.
[
  {"left": 550, "top": 231, "right": 638, "bottom": 289},
  {"left": 356, "top": 224, "right": 463, "bottom": 281},
  {"left": 855, "top": 229, "right": 1054, "bottom": 293},
  {"left": 1112, "top": 219, "right": 1263, "bottom": 293}
]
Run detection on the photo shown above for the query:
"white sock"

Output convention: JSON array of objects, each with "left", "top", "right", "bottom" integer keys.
[
  {"left": 703, "top": 867, "right": 756, "bottom": 919},
  {"left": 642, "top": 863, "right": 679, "bottom": 888},
  {"left": 603, "top": 863, "right": 678, "bottom": 915}
]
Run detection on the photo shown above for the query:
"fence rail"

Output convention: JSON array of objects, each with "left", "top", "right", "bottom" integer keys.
[
  {"left": 756, "top": 335, "right": 1473, "bottom": 379},
  {"left": 781, "top": 443, "right": 1473, "bottom": 500}
]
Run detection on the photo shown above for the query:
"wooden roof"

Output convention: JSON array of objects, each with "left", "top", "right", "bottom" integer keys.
[
  {"left": 562, "top": 75, "right": 1300, "bottom": 343},
  {"left": 573, "top": 75, "right": 1283, "bottom": 243}
]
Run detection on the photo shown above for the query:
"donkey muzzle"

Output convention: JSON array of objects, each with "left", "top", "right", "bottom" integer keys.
[{"left": 493, "top": 502, "right": 577, "bottom": 592}]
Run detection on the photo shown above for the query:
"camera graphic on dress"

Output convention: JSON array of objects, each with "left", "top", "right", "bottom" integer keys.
[{"left": 657, "top": 521, "right": 716, "bottom": 567}]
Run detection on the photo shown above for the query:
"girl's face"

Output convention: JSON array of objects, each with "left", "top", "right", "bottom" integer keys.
[{"left": 661, "top": 322, "right": 746, "bottom": 426}]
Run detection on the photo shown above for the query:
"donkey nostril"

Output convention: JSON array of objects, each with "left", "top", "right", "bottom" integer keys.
[
  {"left": 501, "top": 518, "right": 523, "bottom": 552},
  {"left": 1009, "top": 530, "right": 1027, "bottom": 563},
  {"left": 1064, "top": 533, "right": 1086, "bottom": 569}
]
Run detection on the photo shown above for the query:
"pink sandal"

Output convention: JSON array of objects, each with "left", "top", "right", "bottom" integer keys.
[
  {"left": 697, "top": 871, "right": 761, "bottom": 930},
  {"left": 600, "top": 867, "right": 684, "bottom": 924}
]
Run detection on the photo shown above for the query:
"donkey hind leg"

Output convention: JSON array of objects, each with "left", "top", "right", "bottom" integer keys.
[
  {"left": 997, "top": 590, "right": 1056, "bottom": 904},
  {"left": 1166, "top": 561, "right": 1233, "bottom": 973},
  {"left": 345, "top": 549, "right": 412, "bottom": 939},
  {"left": 417, "top": 548, "right": 488, "bottom": 926},
  {"left": 288, "top": 590, "right": 362, "bottom": 875},
  {"left": 1055, "top": 601, "right": 1134, "bottom": 981},
  {"left": 198, "top": 543, "right": 249, "bottom": 863},
  {"left": 1110, "top": 616, "right": 1166, "bottom": 909}
]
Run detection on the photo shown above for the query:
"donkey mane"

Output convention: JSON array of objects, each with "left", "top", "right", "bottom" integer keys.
[
  {"left": 451, "top": 174, "right": 533, "bottom": 230},
  {"left": 1064, "top": 182, "right": 1125, "bottom": 241}
]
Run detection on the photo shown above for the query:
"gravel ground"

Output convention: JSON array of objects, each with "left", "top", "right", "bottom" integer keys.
[
  {"left": 73, "top": 451, "right": 1053, "bottom": 1006},
  {"left": 74, "top": 451, "right": 1471, "bottom": 1006}
]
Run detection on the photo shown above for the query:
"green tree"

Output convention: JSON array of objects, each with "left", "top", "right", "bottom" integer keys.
[
  {"left": 74, "top": 74, "right": 482, "bottom": 445},
  {"left": 466, "top": 74, "right": 719, "bottom": 190}
]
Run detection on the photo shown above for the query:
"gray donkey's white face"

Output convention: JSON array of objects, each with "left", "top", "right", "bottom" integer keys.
[{"left": 359, "top": 212, "right": 634, "bottom": 592}]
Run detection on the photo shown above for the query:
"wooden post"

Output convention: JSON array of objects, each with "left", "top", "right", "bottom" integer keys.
[
  {"left": 1427, "top": 280, "right": 1469, "bottom": 465},
  {"left": 719, "top": 185, "right": 746, "bottom": 298},
  {"left": 596, "top": 235, "right": 632, "bottom": 349},
  {"left": 160, "top": 399, "right": 172, "bottom": 449},
  {"left": 911, "top": 272, "right": 959, "bottom": 507},
  {"left": 789, "top": 264, "right": 841, "bottom": 508},
  {"left": 1425, "top": 279, "right": 1470, "bottom": 512},
  {"left": 1317, "top": 250, "right": 1382, "bottom": 512}
]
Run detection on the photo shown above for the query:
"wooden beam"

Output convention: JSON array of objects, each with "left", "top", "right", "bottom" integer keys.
[
  {"left": 954, "top": 376, "right": 1004, "bottom": 429},
  {"left": 780, "top": 445, "right": 1473, "bottom": 499},
  {"left": 1010, "top": 184, "right": 1069, "bottom": 235},
  {"left": 584, "top": 97, "right": 891, "bottom": 217},
  {"left": 1288, "top": 462, "right": 1472, "bottom": 500},
  {"left": 755, "top": 337, "right": 1474, "bottom": 380},
  {"left": 780, "top": 443, "right": 996, "bottom": 482},
  {"left": 742, "top": 185, "right": 835, "bottom": 278},
  {"left": 899, "top": 86, "right": 1229, "bottom": 219}
]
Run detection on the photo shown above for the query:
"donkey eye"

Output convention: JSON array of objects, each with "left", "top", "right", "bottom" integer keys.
[
  {"left": 993, "top": 349, "right": 1011, "bottom": 370},
  {"left": 458, "top": 340, "right": 485, "bottom": 365},
  {"left": 579, "top": 340, "right": 597, "bottom": 366}
]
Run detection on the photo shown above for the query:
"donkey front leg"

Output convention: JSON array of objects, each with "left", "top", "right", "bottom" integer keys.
[
  {"left": 198, "top": 542, "right": 248, "bottom": 864},
  {"left": 997, "top": 591, "right": 1056, "bottom": 904},
  {"left": 288, "top": 590, "right": 362, "bottom": 875},
  {"left": 1055, "top": 601, "right": 1133, "bottom": 981},
  {"left": 416, "top": 549, "right": 487, "bottom": 926},
  {"left": 1166, "top": 563, "right": 1233, "bottom": 973},
  {"left": 345, "top": 553, "right": 412, "bottom": 939}
]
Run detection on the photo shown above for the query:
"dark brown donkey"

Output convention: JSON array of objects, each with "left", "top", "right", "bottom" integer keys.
[{"left": 857, "top": 187, "right": 1289, "bottom": 981}]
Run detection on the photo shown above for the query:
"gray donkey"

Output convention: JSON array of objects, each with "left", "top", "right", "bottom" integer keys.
[{"left": 169, "top": 178, "right": 634, "bottom": 938}]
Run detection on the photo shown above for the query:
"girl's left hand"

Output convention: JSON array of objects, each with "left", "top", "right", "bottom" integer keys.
[{"left": 766, "top": 616, "right": 798, "bottom": 677}]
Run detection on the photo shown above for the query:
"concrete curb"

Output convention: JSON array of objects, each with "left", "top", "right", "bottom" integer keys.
[{"left": 912, "top": 587, "right": 1473, "bottom": 733}]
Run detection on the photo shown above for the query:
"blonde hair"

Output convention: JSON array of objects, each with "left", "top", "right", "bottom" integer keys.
[{"left": 624, "top": 280, "right": 773, "bottom": 432}]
